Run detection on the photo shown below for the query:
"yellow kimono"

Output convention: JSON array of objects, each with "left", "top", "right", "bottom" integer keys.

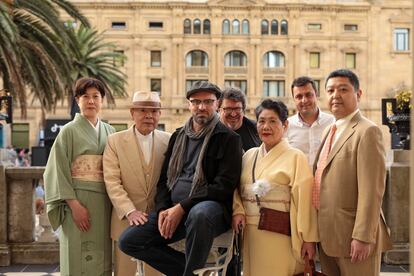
[{"left": 233, "top": 139, "right": 318, "bottom": 276}]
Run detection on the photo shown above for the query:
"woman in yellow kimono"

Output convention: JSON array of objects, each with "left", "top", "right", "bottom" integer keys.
[
  {"left": 232, "top": 99, "right": 318, "bottom": 276},
  {"left": 44, "top": 77, "right": 115, "bottom": 276}
]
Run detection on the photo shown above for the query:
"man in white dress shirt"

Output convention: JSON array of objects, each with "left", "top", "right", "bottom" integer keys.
[
  {"left": 103, "top": 91, "right": 171, "bottom": 276},
  {"left": 286, "top": 76, "right": 334, "bottom": 166}
]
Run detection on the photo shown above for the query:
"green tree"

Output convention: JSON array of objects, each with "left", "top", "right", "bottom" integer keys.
[
  {"left": 0, "top": 0, "right": 127, "bottom": 119},
  {"left": 0, "top": 0, "right": 89, "bottom": 118},
  {"left": 65, "top": 24, "right": 127, "bottom": 106}
]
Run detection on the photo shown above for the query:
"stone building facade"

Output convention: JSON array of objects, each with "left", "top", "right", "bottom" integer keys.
[{"left": 9, "top": 0, "right": 413, "bottom": 148}]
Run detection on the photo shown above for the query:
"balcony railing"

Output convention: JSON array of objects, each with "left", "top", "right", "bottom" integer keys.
[
  {"left": 262, "top": 67, "right": 286, "bottom": 75},
  {"left": 185, "top": 66, "right": 209, "bottom": 74},
  {"left": 224, "top": 67, "right": 247, "bottom": 74}
]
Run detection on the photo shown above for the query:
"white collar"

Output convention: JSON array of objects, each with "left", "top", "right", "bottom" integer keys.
[
  {"left": 87, "top": 118, "right": 100, "bottom": 135},
  {"left": 296, "top": 108, "right": 324, "bottom": 127},
  {"left": 135, "top": 128, "right": 154, "bottom": 140},
  {"left": 334, "top": 109, "right": 359, "bottom": 127}
]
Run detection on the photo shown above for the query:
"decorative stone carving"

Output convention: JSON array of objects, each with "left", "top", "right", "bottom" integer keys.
[{"left": 382, "top": 98, "right": 411, "bottom": 150}]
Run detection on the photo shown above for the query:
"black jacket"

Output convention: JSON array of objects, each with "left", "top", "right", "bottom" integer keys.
[
  {"left": 155, "top": 121, "right": 242, "bottom": 223},
  {"left": 236, "top": 116, "right": 261, "bottom": 152}
]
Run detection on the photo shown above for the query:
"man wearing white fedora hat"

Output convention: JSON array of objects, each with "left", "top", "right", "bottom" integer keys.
[
  {"left": 119, "top": 81, "right": 243, "bottom": 276},
  {"left": 103, "top": 91, "right": 171, "bottom": 276}
]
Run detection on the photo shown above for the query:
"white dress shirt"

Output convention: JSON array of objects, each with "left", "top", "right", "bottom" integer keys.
[
  {"left": 126, "top": 128, "right": 154, "bottom": 217},
  {"left": 135, "top": 128, "right": 153, "bottom": 165},
  {"left": 332, "top": 109, "right": 360, "bottom": 147},
  {"left": 316, "top": 109, "right": 359, "bottom": 169},
  {"left": 286, "top": 109, "right": 335, "bottom": 166}
]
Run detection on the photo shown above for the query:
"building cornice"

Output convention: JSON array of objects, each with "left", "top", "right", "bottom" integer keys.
[{"left": 71, "top": 1, "right": 373, "bottom": 13}]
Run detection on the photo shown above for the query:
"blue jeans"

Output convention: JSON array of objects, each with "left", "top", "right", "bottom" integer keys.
[{"left": 118, "top": 201, "right": 229, "bottom": 276}]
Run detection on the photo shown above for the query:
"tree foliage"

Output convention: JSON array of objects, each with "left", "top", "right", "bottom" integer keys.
[
  {"left": 0, "top": 0, "right": 127, "bottom": 118},
  {"left": 65, "top": 24, "right": 127, "bottom": 106}
]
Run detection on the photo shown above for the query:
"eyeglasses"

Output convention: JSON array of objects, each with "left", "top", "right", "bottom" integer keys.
[
  {"left": 189, "top": 99, "right": 216, "bottom": 106},
  {"left": 221, "top": 107, "right": 243, "bottom": 114}
]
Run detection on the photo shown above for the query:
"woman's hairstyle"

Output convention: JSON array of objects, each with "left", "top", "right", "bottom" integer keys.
[
  {"left": 74, "top": 77, "right": 106, "bottom": 98},
  {"left": 255, "top": 99, "right": 288, "bottom": 123}
]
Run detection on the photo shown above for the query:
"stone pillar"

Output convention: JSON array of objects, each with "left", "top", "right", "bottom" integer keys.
[
  {"left": 211, "top": 42, "right": 218, "bottom": 83},
  {"left": 6, "top": 167, "right": 59, "bottom": 264},
  {"left": 383, "top": 150, "right": 410, "bottom": 264},
  {"left": 7, "top": 168, "right": 37, "bottom": 243},
  {"left": 0, "top": 166, "right": 10, "bottom": 266}
]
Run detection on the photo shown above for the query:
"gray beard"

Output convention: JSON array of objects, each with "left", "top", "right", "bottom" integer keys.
[{"left": 193, "top": 115, "right": 211, "bottom": 126}]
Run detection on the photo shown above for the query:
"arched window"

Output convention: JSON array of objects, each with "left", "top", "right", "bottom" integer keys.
[
  {"left": 263, "top": 51, "right": 285, "bottom": 68},
  {"left": 186, "top": 50, "right": 209, "bottom": 67},
  {"left": 232, "top": 19, "right": 240, "bottom": 34},
  {"left": 222, "top": 19, "right": 230, "bottom": 34},
  {"left": 225, "top": 51, "right": 247, "bottom": 67},
  {"left": 281, "top": 20, "right": 288, "bottom": 35},
  {"left": 194, "top": 19, "right": 201, "bottom": 34},
  {"left": 242, "top": 19, "right": 249, "bottom": 34},
  {"left": 203, "top": 19, "right": 211, "bottom": 34},
  {"left": 261, "top": 20, "right": 269, "bottom": 35},
  {"left": 271, "top": 20, "right": 278, "bottom": 35},
  {"left": 184, "top": 19, "right": 191, "bottom": 34}
]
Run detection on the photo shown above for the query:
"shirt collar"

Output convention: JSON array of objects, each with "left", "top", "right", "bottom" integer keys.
[
  {"left": 297, "top": 108, "right": 323, "bottom": 127},
  {"left": 335, "top": 109, "right": 359, "bottom": 127},
  {"left": 135, "top": 128, "right": 153, "bottom": 139}
]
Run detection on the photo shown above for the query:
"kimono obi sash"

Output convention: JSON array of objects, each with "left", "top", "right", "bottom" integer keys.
[
  {"left": 71, "top": 155, "right": 104, "bottom": 182},
  {"left": 241, "top": 182, "right": 291, "bottom": 225}
]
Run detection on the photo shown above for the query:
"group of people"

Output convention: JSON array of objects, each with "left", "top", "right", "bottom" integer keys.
[{"left": 44, "top": 68, "right": 391, "bottom": 276}]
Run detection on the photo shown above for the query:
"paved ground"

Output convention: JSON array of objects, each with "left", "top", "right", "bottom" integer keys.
[{"left": 0, "top": 264, "right": 410, "bottom": 276}]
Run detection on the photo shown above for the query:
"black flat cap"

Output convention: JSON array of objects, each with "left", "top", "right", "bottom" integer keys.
[{"left": 186, "top": 80, "right": 222, "bottom": 99}]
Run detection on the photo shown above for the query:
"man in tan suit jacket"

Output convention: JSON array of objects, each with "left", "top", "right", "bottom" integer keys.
[
  {"left": 103, "top": 91, "right": 171, "bottom": 276},
  {"left": 314, "top": 69, "right": 391, "bottom": 276}
]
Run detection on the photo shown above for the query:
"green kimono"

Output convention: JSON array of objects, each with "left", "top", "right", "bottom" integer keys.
[{"left": 44, "top": 114, "right": 115, "bottom": 276}]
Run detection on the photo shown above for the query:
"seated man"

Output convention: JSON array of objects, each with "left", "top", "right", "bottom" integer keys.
[{"left": 119, "top": 81, "right": 242, "bottom": 276}]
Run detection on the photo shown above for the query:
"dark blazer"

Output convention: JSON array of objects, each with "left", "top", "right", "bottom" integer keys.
[{"left": 155, "top": 121, "right": 243, "bottom": 223}]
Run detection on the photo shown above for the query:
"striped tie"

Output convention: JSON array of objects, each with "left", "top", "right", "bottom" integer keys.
[{"left": 312, "top": 124, "right": 337, "bottom": 209}]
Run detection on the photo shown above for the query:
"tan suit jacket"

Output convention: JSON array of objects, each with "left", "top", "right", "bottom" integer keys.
[
  {"left": 103, "top": 127, "right": 171, "bottom": 240},
  {"left": 314, "top": 112, "right": 391, "bottom": 257}
]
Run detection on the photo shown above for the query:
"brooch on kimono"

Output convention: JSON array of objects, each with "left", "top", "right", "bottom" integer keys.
[{"left": 252, "top": 179, "right": 271, "bottom": 206}]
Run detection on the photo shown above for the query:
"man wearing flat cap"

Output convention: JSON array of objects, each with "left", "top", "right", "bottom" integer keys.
[
  {"left": 103, "top": 91, "right": 171, "bottom": 276},
  {"left": 119, "top": 81, "right": 243, "bottom": 276}
]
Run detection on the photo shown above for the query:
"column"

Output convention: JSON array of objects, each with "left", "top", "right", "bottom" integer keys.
[
  {"left": 211, "top": 43, "right": 218, "bottom": 83},
  {"left": 7, "top": 168, "right": 36, "bottom": 243},
  {"left": 0, "top": 166, "right": 10, "bottom": 265}
]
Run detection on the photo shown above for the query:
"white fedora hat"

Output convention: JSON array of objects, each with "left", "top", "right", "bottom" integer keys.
[{"left": 130, "top": 91, "right": 162, "bottom": 109}]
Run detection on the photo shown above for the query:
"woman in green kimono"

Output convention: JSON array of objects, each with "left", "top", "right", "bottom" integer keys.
[{"left": 44, "top": 77, "right": 115, "bottom": 276}]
